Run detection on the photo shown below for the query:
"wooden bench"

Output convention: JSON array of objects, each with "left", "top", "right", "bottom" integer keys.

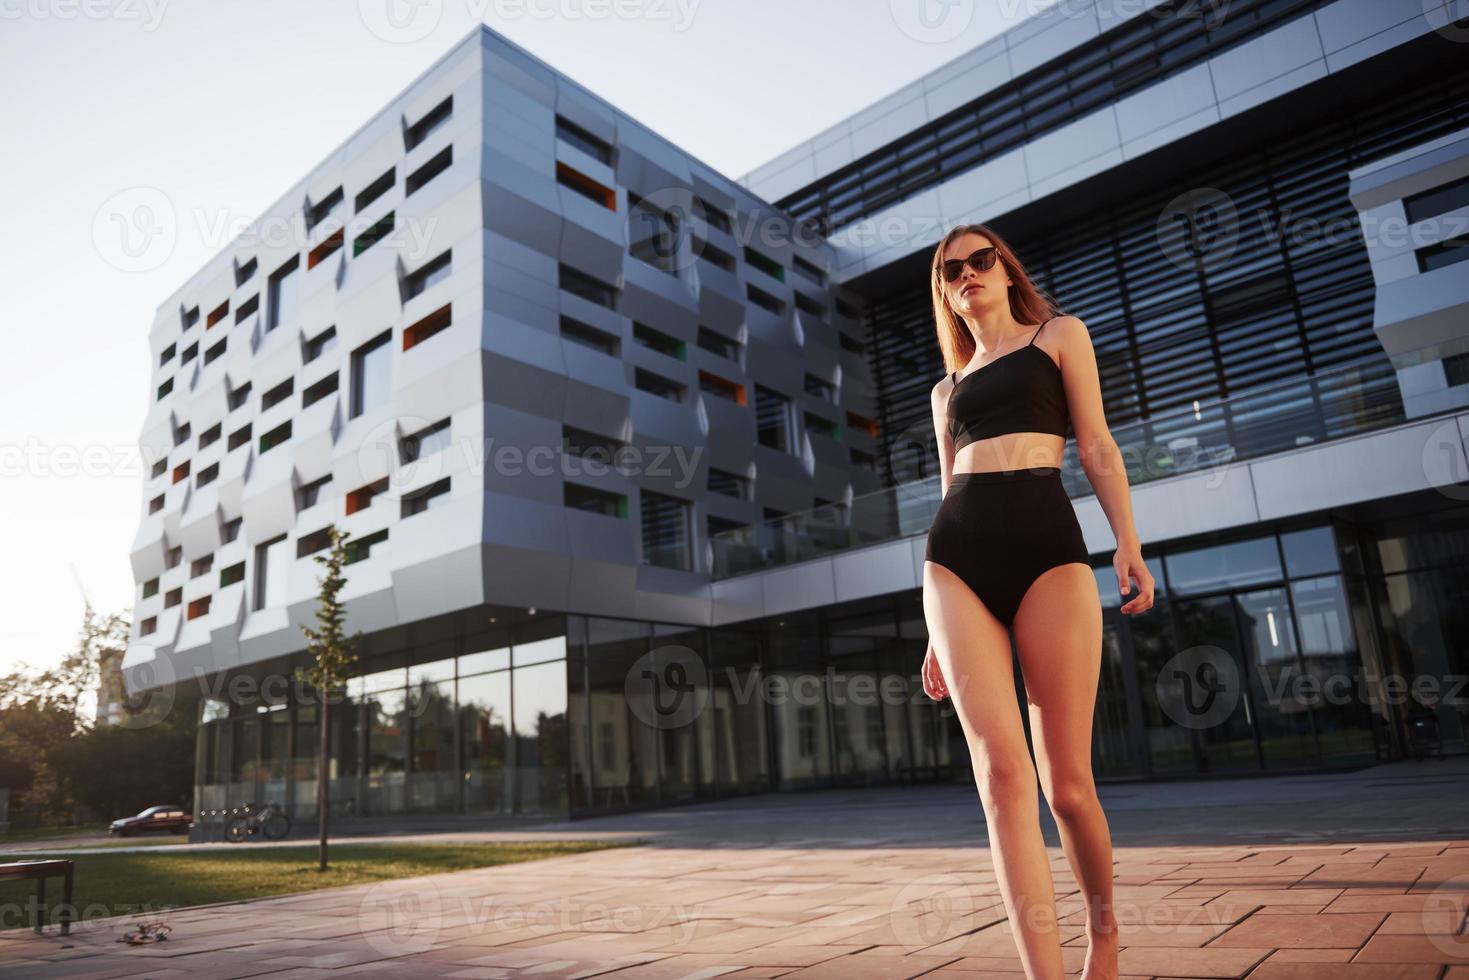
[{"left": 0, "top": 859, "right": 74, "bottom": 934}]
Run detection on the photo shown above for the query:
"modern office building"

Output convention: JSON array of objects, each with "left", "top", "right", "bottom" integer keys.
[{"left": 126, "top": 3, "right": 1469, "bottom": 833}]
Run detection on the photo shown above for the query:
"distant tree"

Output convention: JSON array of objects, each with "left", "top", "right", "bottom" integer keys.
[{"left": 296, "top": 525, "right": 363, "bottom": 871}]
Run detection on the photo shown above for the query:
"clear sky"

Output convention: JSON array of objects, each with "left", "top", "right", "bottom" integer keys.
[{"left": 0, "top": 0, "right": 1051, "bottom": 675}]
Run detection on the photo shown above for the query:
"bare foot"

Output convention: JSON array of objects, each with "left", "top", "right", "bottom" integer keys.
[{"left": 1080, "top": 920, "right": 1119, "bottom": 980}]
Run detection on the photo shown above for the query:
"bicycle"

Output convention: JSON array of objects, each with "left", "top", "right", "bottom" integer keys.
[{"left": 224, "top": 802, "right": 291, "bottom": 843}]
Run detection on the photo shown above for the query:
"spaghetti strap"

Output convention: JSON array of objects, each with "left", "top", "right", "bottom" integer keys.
[{"left": 1027, "top": 316, "right": 1054, "bottom": 346}]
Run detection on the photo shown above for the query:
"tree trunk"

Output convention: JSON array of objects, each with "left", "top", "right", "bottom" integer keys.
[{"left": 318, "top": 689, "right": 329, "bottom": 872}]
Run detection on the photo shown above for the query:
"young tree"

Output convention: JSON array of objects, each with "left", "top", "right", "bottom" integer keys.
[{"left": 297, "top": 525, "right": 362, "bottom": 871}]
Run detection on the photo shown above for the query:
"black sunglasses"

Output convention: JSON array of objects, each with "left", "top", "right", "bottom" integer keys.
[{"left": 940, "top": 246, "right": 999, "bottom": 283}]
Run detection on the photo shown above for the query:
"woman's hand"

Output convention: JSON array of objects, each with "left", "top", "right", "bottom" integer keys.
[
  {"left": 1114, "top": 544, "right": 1155, "bottom": 614},
  {"left": 922, "top": 642, "right": 949, "bottom": 701}
]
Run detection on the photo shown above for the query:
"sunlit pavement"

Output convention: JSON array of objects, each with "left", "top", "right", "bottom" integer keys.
[{"left": 2, "top": 757, "right": 1466, "bottom": 978}]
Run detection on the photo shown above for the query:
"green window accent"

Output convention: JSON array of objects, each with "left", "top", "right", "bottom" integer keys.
[
  {"left": 353, "top": 211, "right": 395, "bottom": 257},
  {"left": 743, "top": 246, "right": 784, "bottom": 282}
]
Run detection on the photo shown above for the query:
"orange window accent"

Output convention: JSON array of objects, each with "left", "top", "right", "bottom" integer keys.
[
  {"left": 308, "top": 227, "right": 345, "bottom": 270},
  {"left": 206, "top": 300, "right": 229, "bottom": 328},
  {"left": 698, "top": 369, "right": 747, "bottom": 406},
  {"left": 846, "top": 410, "right": 879, "bottom": 438},
  {"left": 403, "top": 304, "right": 452, "bottom": 350},
  {"left": 187, "top": 595, "right": 211, "bottom": 620},
  {"left": 555, "top": 161, "right": 616, "bottom": 211},
  {"left": 172, "top": 460, "right": 190, "bottom": 484}
]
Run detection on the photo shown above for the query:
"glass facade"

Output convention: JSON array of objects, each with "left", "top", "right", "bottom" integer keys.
[{"left": 191, "top": 498, "right": 1467, "bottom": 831}]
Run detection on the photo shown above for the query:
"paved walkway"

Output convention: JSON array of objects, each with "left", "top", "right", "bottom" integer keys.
[{"left": 2, "top": 758, "right": 1467, "bottom": 978}]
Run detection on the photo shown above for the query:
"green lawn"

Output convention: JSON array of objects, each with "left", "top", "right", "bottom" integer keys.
[{"left": 0, "top": 841, "right": 635, "bottom": 928}]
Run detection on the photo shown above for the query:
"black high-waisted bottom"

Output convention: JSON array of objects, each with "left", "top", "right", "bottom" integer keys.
[{"left": 924, "top": 466, "right": 1090, "bottom": 630}]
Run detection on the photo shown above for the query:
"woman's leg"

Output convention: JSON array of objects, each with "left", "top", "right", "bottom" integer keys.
[
  {"left": 1012, "top": 562, "right": 1118, "bottom": 980},
  {"left": 924, "top": 560, "right": 1066, "bottom": 980}
]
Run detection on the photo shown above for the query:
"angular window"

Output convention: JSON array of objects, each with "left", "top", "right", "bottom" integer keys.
[
  {"left": 296, "top": 474, "right": 332, "bottom": 510},
  {"left": 172, "top": 460, "right": 190, "bottom": 484},
  {"left": 697, "top": 326, "right": 739, "bottom": 360},
  {"left": 297, "top": 526, "right": 333, "bottom": 558},
  {"left": 219, "top": 562, "right": 245, "bottom": 588},
  {"left": 196, "top": 462, "right": 219, "bottom": 487},
  {"left": 307, "top": 227, "right": 344, "bottom": 269},
  {"left": 190, "top": 554, "right": 213, "bottom": 578},
  {"left": 259, "top": 420, "right": 291, "bottom": 454},
  {"left": 350, "top": 330, "right": 393, "bottom": 417},
  {"left": 346, "top": 476, "right": 389, "bottom": 515},
  {"left": 693, "top": 237, "right": 735, "bottom": 272},
  {"left": 633, "top": 322, "right": 684, "bottom": 360},
  {"left": 223, "top": 516, "right": 242, "bottom": 542},
  {"left": 698, "top": 370, "right": 744, "bottom": 404},
  {"left": 708, "top": 467, "right": 749, "bottom": 500},
  {"left": 406, "top": 145, "right": 452, "bottom": 196},
  {"left": 344, "top": 528, "right": 388, "bottom": 564},
  {"left": 228, "top": 423, "right": 252, "bottom": 451},
  {"left": 640, "top": 489, "right": 691, "bottom": 570},
  {"left": 560, "top": 316, "right": 618, "bottom": 356},
  {"left": 693, "top": 196, "right": 731, "bottom": 234},
  {"left": 633, "top": 367, "right": 683, "bottom": 402},
  {"left": 157, "top": 378, "right": 173, "bottom": 401},
  {"left": 804, "top": 410, "right": 839, "bottom": 440},
  {"left": 204, "top": 338, "right": 227, "bottom": 366},
  {"left": 165, "top": 586, "right": 182, "bottom": 608},
  {"left": 403, "top": 304, "right": 451, "bottom": 350},
  {"left": 400, "top": 417, "right": 451, "bottom": 463},
  {"left": 235, "top": 294, "right": 259, "bottom": 323},
  {"left": 140, "top": 616, "right": 157, "bottom": 636},
  {"left": 795, "top": 292, "right": 826, "bottom": 319},
  {"left": 305, "top": 326, "right": 337, "bottom": 362},
  {"left": 142, "top": 577, "right": 159, "bottom": 598},
  {"left": 558, "top": 264, "right": 617, "bottom": 308},
  {"left": 261, "top": 378, "right": 294, "bottom": 411},
  {"left": 744, "top": 246, "right": 784, "bottom": 282},
  {"left": 792, "top": 254, "right": 827, "bottom": 287},
  {"left": 562, "top": 425, "right": 625, "bottom": 465},
  {"left": 555, "top": 114, "right": 612, "bottom": 163},
  {"left": 148, "top": 494, "right": 164, "bottom": 514},
  {"left": 254, "top": 534, "right": 289, "bottom": 610},
  {"left": 150, "top": 457, "right": 167, "bottom": 478},
  {"left": 206, "top": 300, "right": 230, "bottom": 328},
  {"left": 804, "top": 373, "right": 836, "bottom": 402},
  {"left": 302, "top": 372, "right": 338, "bottom": 408},
  {"left": 355, "top": 169, "right": 394, "bottom": 212},
  {"left": 747, "top": 284, "right": 784, "bottom": 314},
  {"left": 267, "top": 255, "right": 300, "bottom": 332},
  {"left": 228, "top": 381, "right": 252, "bottom": 410},
  {"left": 401, "top": 477, "right": 451, "bottom": 517},
  {"left": 187, "top": 595, "right": 212, "bottom": 620},
  {"left": 556, "top": 162, "right": 615, "bottom": 210},
  {"left": 405, "top": 250, "right": 451, "bottom": 299},
  {"left": 306, "top": 186, "right": 343, "bottom": 229},
  {"left": 405, "top": 95, "right": 452, "bottom": 150},
  {"left": 182, "top": 306, "right": 200, "bottom": 330},
  {"left": 755, "top": 385, "right": 794, "bottom": 452},
  {"left": 159, "top": 343, "right": 175, "bottom": 366},
  {"left": 235, "top": 256, "right": 257, "bottom": 285},
  {"left": 353, "top": 211, "right": 394, "bottom": 257},
  {"left": 564, "top": 483, "right": 625, "bottom": 517},
  {"left": 166, "top": 545, "right": 182, "bottom": 568},
  {"left": 181, "top": 342, "right": 198, "bottom": 365}
]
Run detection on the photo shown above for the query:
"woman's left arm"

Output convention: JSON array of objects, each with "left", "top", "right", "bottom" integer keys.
[{"left": 1053, "top": 315, "right": 1155, "bottom": 614}]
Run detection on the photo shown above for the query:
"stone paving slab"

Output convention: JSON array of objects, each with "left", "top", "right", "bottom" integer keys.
[{"left": 1, "top": 758, "right": 1466, "bottom": 977}]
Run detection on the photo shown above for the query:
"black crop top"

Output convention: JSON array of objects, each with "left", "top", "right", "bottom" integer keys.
[{"left": 946, "top": 317, "right": 1069, "bottom": 452}]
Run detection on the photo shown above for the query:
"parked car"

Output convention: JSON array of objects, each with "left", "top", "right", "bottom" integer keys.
[{"left": 109, "top": 805, "right": 191, "bottom": 836}]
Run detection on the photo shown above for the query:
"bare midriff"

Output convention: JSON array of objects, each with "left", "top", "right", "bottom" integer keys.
[{"left": 952, "top": 431, "right": 1065, "bottom": 476}]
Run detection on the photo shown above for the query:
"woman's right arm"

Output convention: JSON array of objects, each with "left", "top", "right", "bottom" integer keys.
[{"left": 931, "top": 376, "right": 955, "bottom": 497}]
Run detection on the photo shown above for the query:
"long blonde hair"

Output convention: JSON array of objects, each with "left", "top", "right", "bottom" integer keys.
[{"left": 930, "top": 223, "right": 1061, "bottom": 374}]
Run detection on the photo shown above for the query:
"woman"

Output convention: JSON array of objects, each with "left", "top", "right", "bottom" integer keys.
[{"left": 921, "top": 223, "right": 1154, "bottom": 980}]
